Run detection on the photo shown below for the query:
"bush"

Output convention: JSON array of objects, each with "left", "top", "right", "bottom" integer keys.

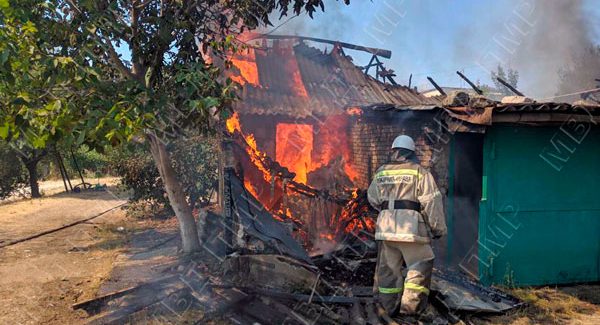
[
  {"left": 69, "top": 145, "right": 112, "bottom": 177},
  {"left": 111, "top": 136, "right": 218, "bottom": 217},
  {"left": 37, "top": 145, "right": 115, "bottom": 181},
  {"left": 0, "top": 143, "right": 28, "bottom": 199}
]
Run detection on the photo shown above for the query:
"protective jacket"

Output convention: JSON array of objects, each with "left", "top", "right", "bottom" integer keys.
[{"left": 367, "top": 160, "right": 446, "bottom": 243}]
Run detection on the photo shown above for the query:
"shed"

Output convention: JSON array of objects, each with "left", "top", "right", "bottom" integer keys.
[
  {"left": 447, "top": 100, "right": 600, "bottom": 286},
  {"left": 226, "top": 36, "right": 600, "bottom": 286},
  {"left": 356, "top": 97, "right": 600, "bottom": 286}
]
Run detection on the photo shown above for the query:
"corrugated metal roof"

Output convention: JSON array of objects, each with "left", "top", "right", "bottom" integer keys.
[
  {"left": 443, "top": 102, "right": 600, "bottom": 125},
  {"left": 233, "top": 42, "right": 441, "bottom": 117}
]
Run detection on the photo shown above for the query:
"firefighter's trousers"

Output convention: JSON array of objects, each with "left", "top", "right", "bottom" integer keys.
[{"left": 373, "top": 240, "right": 434, "bottom": 316}]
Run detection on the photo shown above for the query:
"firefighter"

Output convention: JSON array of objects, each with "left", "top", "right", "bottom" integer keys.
[{"left": 367, "top": 135, "right": 447, "bottom": 318}]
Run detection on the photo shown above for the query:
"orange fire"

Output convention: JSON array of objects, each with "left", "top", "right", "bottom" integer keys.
[
  {"left": 226, "top": 112, "right": 272, "bottom": 183},
  {"left": 291, "top": 68, "right": 308, "bottom": 98},
  {"left": 344, "top": 164, "right": 359, "bottom": 182},
  {"left": 244, "top": 178, "right": 260, "bottom": 199},
  {"left": 230, "top": 48, "right": 260, "bottom": 86},
  {"left": 306, "top": 114, "right": 360, "bottom": 183},
  {"left": 275, "top": 123, "right": 314, "bottom": 184},
  {"left": 346, "top": 106, "right": 363, "bottom": 116},
  {"left": 226, "top": 112, "right": 242, "bottom": 133}
]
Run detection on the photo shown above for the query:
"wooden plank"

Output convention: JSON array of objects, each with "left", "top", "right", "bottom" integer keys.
[
  {"left": 85, "top": 277, "right": 198, "bottom": 325},
  {"left": 73, "top": 274, "right": 179, "bottom": 315},
  {"left": 216, "top": 285, "right": 360, "bottom": 305}
]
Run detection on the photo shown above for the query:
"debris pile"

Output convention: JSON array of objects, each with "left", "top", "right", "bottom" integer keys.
[{"left": 74, "top": 170, "right": 523, "bottom": 324}]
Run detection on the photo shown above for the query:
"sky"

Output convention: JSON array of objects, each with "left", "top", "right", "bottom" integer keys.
[
  {"left": 266, "top": 0, "right": 600, "bottom": 99},
  {"left": 115, "top": 1, "right": 600, "bottom": 99}
]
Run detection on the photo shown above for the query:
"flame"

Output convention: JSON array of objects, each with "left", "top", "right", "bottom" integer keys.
[
  {"left": 277, "top": 45, "right": 309, "bottom": 98},
  {"left": 344, "top": 164, "right": 359, "bottom": 182},
  {"left": 319, "top": 233, "right": 335, "bottom": 241},
  {"left": 291, "top": 67, "right": 308, "bottom": 98},
  {"left": 346, "top": 106, "right": 363, "bottom": 116},
  {"left": 226, "top": 112, "right": 272, "bottom": 183},
  {"left": 275, "top": 123, "right": 314, "bottom": 184},
  {"left": 226, "top": 112, "right": 242, "bottom": 133},
  {"left": 245, "top": 134, "right": 272, "bottom": 183},
  {"left": 306, "top": 114, "right": 360, "bottom": 182},
  {"left": 244, "top": 178, "right": 260, "bottom": 198},
  {"left": 230, "top": 48, "right": 259, "bottom": 86}
]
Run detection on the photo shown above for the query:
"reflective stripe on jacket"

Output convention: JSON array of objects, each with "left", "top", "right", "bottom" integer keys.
[{"left": 367, "top": 161, "right": 447, "bottom": 243}]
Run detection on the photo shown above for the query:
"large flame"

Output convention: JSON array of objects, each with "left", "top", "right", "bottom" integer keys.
[
  {"left": 230, "top": 48, "right": 259, "bottom": 86},
  {"left": 226, "top": 112, "right": 242, "bottom": 133},
  {"left": 275, "top": 123, "right": 314, "bottom": 184},
  {"left": 226, "top": 112, "right": 271, "bottom": 183},
  {"left": 307, "top": 114, "right": 359, "bottom": 183}
]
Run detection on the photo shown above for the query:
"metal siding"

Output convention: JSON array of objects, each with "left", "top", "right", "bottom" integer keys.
[{"left": 479, "top": 126, "right": 600, "bottom": 286}]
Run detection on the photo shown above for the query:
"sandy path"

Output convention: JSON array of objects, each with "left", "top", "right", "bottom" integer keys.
[
  {"left": 0, "top": 189, "right": 131, "bottom": 324},
  {"left": 0, "top": 177, "right": 120, "bottom": 205}
]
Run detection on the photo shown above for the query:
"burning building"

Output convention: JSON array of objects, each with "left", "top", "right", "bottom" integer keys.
[
  {"left": 221, "top": 35, "right": 600, "bottom": 287},
  {"left": 222, "top": 36, "right": 443, "bottom": 254}
]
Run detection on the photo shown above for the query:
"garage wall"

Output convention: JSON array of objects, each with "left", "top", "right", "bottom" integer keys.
[{"left": 479, "top": 125, "right": 600, "bottom": 285}]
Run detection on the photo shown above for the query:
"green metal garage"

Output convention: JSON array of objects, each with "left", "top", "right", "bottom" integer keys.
[{"left": 447, "top": 101, "right": 600, "bottom": 286}]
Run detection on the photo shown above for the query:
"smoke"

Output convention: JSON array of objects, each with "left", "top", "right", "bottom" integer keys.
[
  {"left": 505, "top": 1, "right": 600, "bottom": 99},
  {"left": 262, "top": 1, "right": 357, "bottom": 44},
  {"left": 260, "top": 1, "right": 600, "bottom": 101}
]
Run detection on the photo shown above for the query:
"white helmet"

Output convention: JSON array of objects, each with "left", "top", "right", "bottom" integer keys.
[{"left": 391, "top": 135, "right": 415, "bottom": 151}]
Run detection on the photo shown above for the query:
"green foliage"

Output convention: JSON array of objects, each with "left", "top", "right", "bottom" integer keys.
[
  {"left": 111, "top": 137, "right": 218, "bottom": 215},
  {"left": 0, "top": 143, "right": 28, "bottom": 199},
  {"left": 0, "top": 2, "right": 103, "bottom": 150},
  {"left": 171, "top": 136, "right": 219, "bottom": 207},
  {"left": 111, "top": 147, "right": 164, "bottom": 206},
  {"left": 57, "top": 145, "right": 114, "bottom": 179}
]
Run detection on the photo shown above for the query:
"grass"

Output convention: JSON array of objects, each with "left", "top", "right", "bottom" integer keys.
[{"left": 480, "top": 285, "right": 600, "bottom": 324}]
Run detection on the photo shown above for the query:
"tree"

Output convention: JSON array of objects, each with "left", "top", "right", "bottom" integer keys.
[
  {"left": 491, "top": 65, "right": 519, "bottom": 96},
  {"left": 1, "top": 0, "right": 346, "bottom": 253},
  {"left": 15, "top": 147, "right": 47, "bottom": 198},
  {"left": 558, "top": 46, "right": 600, "bottom": 103},
  {"left": 0, "top": 142, "right": 28, "bottom": 199},
  {"left": 0, "top": 1, "right": 98, "bottom": 198}
]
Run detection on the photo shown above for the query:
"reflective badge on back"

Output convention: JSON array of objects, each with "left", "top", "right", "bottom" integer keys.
[{"left": 376, "top": 175, "right": 413, "bottom": 185}]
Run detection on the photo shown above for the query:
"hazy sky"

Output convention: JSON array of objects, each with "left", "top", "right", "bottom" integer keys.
[
  {"left": 115, "top": 1, "right": 600, "bottom": 99},
  {"left": 268, "top": 0, "right": 600, "bottom": 99}
]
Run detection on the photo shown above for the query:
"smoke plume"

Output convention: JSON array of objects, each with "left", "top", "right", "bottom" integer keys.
[{"left": 507, "top": 0, "right": 600, "bottom": 99}]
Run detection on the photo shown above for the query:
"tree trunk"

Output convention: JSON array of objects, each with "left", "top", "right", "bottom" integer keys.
[
  {"left": 25, "top": 161, "right": 41, "bottom": 198},
  {"left": 147, "top": 134, "right": 201, "bottom": 253},
  {"left": 17, "top": 149, "right": 46, "bottom": 199}
]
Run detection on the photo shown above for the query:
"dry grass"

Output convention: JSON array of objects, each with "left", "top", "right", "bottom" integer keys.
[{"left": 480, "top": 285, "right": 600, "bottom": 324}]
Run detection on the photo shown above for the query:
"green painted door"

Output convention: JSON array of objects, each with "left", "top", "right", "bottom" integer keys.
[{"left": 479, "top": 125, "right": 600, "bottom": 286}]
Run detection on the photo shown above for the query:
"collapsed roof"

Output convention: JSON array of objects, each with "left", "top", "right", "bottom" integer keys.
[{"left": 230, "top": 40, "right": 440, "bottom": 118}]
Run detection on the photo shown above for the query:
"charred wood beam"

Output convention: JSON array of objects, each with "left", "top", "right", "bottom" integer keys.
[
  {"left": 427, "top": 77, "right": 446, "bottom": 96},
  {"left": 72, "top": 274, "right": 179, "bottom": 315},
  {"left": 496, "top": 77, "right": 525, "bottom": 96},
  {"left": 456, "top": 71, "right": 483, "bottom": 95},
  {"left": 258, "top": 34, "right": 392, "bottom": 59}
]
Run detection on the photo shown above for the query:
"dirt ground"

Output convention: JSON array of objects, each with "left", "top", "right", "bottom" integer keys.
[
  {"left": 1, "top": 182, "right": 599, "bottom": 324},
  {"left": 0, "top": 176, "right": 120, "bottom": 205},
  {"left": 0, "top": 185, "right": 130, "bottom": 324}
]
